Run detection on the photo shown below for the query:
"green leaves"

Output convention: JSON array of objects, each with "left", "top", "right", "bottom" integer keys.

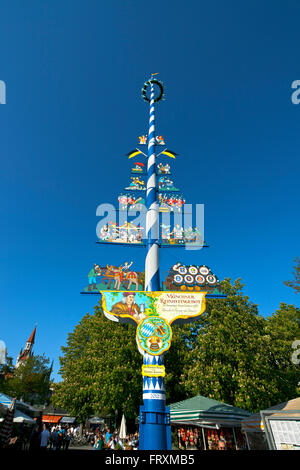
[
  {"left": 51, "top": 305, "right": 143, "bottom": 421},
  {"left": 179, "top": 280, "right": 300, "bottom": 413},
  {"left": 51, "top": 280, "right": 299, "bottom": 421},
  {"left": 0, "top": 354, "right": 52, "bottom": 404},
  {"left": 284, "top": 257, "right": 300, "bottom": 294}
]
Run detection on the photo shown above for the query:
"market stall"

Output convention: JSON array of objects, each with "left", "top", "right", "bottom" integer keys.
[
  {"left": 41, "top": 405, "right": 70, "bottom": 424},
  {"left": 0, "top": 392, "right": 39, "bottom": 418},
  {"left": 0, "top": 408, "right": 35, "bottom": 424},
  {"left": 60, "top": 416, "right": 76, "bottom": 425},
  {"left": 0, "top": 393, "right": 36, "bottom": 449},
  {"left": 169, "top": 395, "right": 251, "bottom": 450},
  {"left": 42, "top": 414, "right": 62, "bottom": 424},
  {"left": 241, "top": 397, "right": 300, "bottom": 450}
]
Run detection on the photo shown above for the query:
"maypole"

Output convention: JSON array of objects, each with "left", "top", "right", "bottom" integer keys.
[
  {"left": 145, "top": 78, "right": 160, "bottom": 292},
  {"left": 139, "top": 76, "right": 171, "bottom": 450},
  {"left": 81, "top": 74, "right": 227, "bottom": 451}
]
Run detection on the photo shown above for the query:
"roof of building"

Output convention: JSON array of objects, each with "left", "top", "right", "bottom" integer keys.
[
  {"left": 42, "top": 405, "right": 70, "bottom": 416},
  {"left": 242, "top": 397, "right": 300, "bottom": 432},
  {"left": 27, "top": 327, "right": 36, "bottom": 345}
]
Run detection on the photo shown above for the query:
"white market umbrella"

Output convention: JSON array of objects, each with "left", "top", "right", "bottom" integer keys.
[
  {"left": 0, "top": 409, "right": 34, "bottom": 424},
  {"left": 14, "top": 409, "right": 35, "bottom": 424},
  {"left": 119, "top": 414, "right": 127, "bottom": 439}
]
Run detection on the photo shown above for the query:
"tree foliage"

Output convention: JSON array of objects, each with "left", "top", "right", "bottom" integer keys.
[
  {"left": 179, "top": 279, "right": 300, "bottom": 413},
  {"left": 263, "top": 302, "right": 300, "bottom": 403},
  {"left": 51, "top": 305, "right": 189, "bottom": 423},
  {"left": 51, "top": 307, "right": 143, "bottom": 422},
  {"left": 0, "top": 354, "right": 52, "bottom": 405},
  {"left": 0, "top": 356, "right": 14, "bottom": 377},
  {"left": 284, "top": 257, "right": 300, "bottom": 293},
  {"left": 51, "top": 280, "right": 300, "bottom": 421}
]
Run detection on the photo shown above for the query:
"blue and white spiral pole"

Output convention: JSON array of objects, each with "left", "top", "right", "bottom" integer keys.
[
  {"left": 139, "top": 352, "right": 171, "bottom": 450},
  {"left": 139, "top": 77, "right": 171, "bottom": 451},
  {"left": 145, "top": 80, "right": 160, "bottom": 292}
]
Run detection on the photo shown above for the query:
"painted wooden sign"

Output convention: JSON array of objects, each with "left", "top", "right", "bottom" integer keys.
[
  {"left": 101, "top": 290, "right": 207, "bottom": 355},
  {"left": 82, "top": 263, "right": 144, "bottom": 292},
  {"left": 162, "top": 263, "right": 226, "bottom": 297}
]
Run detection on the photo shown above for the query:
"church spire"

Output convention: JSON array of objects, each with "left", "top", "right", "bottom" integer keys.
[
  {"left": 15, "top": 325, "right": 37, "bottom": 368},
  {"left": 26, "top": 326, "right": 36, "bottom": 346}
]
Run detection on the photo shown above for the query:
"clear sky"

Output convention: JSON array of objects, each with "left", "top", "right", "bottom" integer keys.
[{"left": 0, "top": 1, "right": 299, "bottom": 382}]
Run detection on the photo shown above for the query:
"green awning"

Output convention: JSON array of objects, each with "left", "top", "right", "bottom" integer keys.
[{"left": 169, "top": 395, "right": 251, "bottom": 426}]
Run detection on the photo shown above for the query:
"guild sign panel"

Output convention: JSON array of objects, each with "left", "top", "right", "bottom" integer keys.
[
  {"left": 162, "top": 263, "right": 227, "bottom": 297},
  {"left": 101, "top": 290, "right": 207, "bottom": 355}
]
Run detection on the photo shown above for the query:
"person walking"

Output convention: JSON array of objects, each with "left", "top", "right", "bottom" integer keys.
[
  {"left": 105, "top": 428, "right": 112, "bottom": 445},
  {"left": 94, "top": 433, "right": 104, "bottom": 450},
  {"left": 63, "top": 429, "right": 71, "bottom": 451},
  {"left": 56, "top": 428, "right": 64, "bottom": 450},
  {"left": 40, "top": 425, "right": 50, "bottom": 451},
  {"left": 50, "top": 427, "right": 58, "bottom": 450},
  {"left": 29, "top": 418, "right": 43, "bottom": 452},
  {"left": 107, "top": 436, "right": 115, "bottom": 450},
  {"left": 132, "top": 433, "right": 138, "bottom": 450}
]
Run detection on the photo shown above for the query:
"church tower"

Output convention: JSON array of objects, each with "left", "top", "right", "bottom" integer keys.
[{"left": 15, "top": 326, "right": 36, "bottom": 368}]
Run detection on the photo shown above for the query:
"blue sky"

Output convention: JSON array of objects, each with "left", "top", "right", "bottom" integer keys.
[{"left": 0, "top": 1, "right": 299, "bottom": 382}]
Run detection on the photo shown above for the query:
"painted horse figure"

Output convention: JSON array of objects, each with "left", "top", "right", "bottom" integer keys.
[
  {"left": 103, "top": 265, "right": 140, "bottom": 290},
  {"left": 103, "top": 265, "right": 124, "bottom": 290},
  {"left": 124, "top": 271, "right": 139, "bottom": 290}
]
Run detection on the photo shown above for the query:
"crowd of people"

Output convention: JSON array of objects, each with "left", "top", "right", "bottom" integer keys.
[
  {"left": 91, "top": 428, "right": 139, "bottom": 450},
  {"left": 41, "top": 424, "right": 72, "bottom": 451},
  {"left": 29, "top": 423, "right": 73, "bottom": 451},
  {"left": 30, "top": 423, "right": 139, "bottom": 451}
]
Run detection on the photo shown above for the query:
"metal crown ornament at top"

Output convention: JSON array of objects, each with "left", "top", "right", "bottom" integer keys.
[{"left": 142, "top": 77, "right": 165, "bottom": 103}]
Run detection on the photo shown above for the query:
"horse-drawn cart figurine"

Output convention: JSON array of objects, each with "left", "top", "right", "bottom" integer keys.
[{"left": 82, "top": 262, "right": 144, "bottom": 293}]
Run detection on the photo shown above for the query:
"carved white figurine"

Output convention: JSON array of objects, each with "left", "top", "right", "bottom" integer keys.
[{"left": 100, "top": 224, "right": 110, "bottom": 240}]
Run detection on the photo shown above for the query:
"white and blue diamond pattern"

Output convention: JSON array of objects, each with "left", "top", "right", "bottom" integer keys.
[{"left": 141, "top": 323, "right": 155, "bottom": 337}]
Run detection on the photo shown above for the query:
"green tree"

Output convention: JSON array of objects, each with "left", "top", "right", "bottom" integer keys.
[
  {"left": 0, "top": 355, "right": 14, "bottom": 378},
  {"left": 284, "top": 257, "right": 300, "bottom": 293},
  {"left": 51, "top": 281, "right": 300, "bottom": 421},
  {"left": 179, "top": 279, "right": 300, "bottom": 413},
  {"left": 51, "top": 303, "right": 189, "bottom": 424},
  {"left": 51, "top": 306, "right": 143, "bottom": 423},
  {"left": 1, "top": 354, "right": 52, "bottom": 405},
  {"left": 164, "top": 323, "right": 193, "bottom": 404},
  {"left": 263, "top": 303, "right": 300, "bottom": 402}
]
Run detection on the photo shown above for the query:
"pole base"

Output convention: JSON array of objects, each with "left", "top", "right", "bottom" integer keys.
[{"left": 138, "top": 405, "right": 172, "bottom": 450}]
